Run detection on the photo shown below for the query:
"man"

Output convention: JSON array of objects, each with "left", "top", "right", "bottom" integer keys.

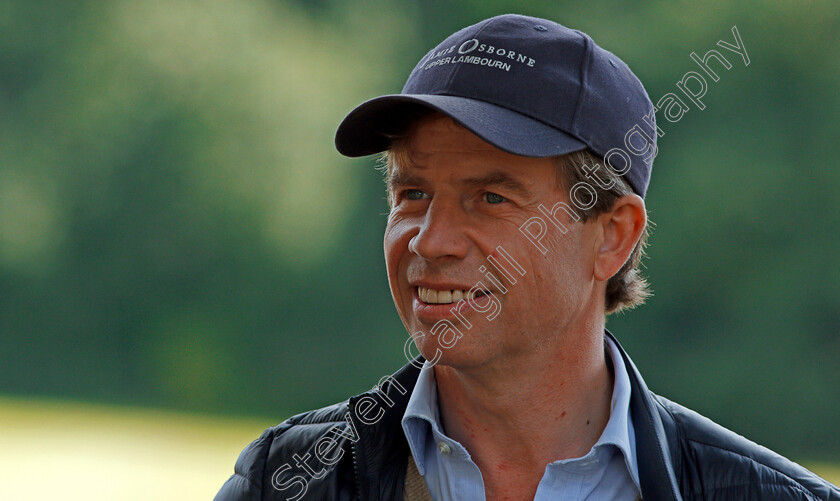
[{"left": 216, "top": 14, "right": 838, "bottom": 500}]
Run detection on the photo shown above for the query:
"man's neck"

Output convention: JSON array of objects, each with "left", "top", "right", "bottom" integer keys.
[{"left": 433, "top": 326, "right": 614, "bottom": 500}]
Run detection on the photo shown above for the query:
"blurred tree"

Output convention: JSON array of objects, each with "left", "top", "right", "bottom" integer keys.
[{"left": 0, "top": 0, "right": 837, "bottom": 459}]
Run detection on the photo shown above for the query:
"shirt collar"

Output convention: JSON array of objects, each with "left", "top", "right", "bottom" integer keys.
[
  {"left": 401, "top": 358, "right": 441, "bottom": 475},
  {"left": 599, "top": 334, "right": 641, "bottom": 491},
  {"left": 400, "top": 334, "right": 640, "bottom": 489}
]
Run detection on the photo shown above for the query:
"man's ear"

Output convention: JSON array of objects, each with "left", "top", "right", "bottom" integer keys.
[{"left": 593, "top": 194, "right": 646, "bottom": 282}]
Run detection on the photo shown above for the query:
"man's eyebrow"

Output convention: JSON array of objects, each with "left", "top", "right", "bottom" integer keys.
[
  {"left": 387, "top": 169, "right": 535, "bottom": 199},
  {"left": 461, "top": 171, "right": 534, "bottom": 199},
  {"left": 387, "top": 170, "right": 426, "bottom": 191}
]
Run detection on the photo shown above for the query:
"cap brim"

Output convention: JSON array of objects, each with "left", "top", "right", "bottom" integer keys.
[{"left": 335, "top": 94, "right": 586, "bottom": 158}]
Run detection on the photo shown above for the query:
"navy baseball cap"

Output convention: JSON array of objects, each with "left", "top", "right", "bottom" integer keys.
[{"left": 335, "top": 14, "right": 658, "bottom": 197}]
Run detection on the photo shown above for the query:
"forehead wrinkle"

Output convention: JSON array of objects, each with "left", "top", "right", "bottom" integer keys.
[
  {"left": 390, "top": 115, "right": 546, "bottom": 198},
  {"left": 406, "top": 115, "right": 493, "bottom": 161}
]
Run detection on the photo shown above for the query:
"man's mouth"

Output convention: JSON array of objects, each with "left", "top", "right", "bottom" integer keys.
[{"left": 417, "top": 286, "right": 488, "bottom": 304}]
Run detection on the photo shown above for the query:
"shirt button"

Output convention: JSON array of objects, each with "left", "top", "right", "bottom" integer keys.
[{"left": 437, "top": 442, "right": 452, "bottom": 455}]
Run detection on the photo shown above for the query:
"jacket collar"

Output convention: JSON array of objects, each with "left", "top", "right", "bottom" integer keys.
[
  {"left": 348, "top": 359, "right": 420, "bottom": 499},
  {"left": 349, "top": 330, "right": 682, "bottom": 501},
  {"left": 606, "top": 329, "right": 683, "bottom": 501}
]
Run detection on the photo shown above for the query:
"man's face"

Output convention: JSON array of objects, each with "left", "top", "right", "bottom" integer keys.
[{"left": 384, "top": 114, "right": 603, "bottom": 369}]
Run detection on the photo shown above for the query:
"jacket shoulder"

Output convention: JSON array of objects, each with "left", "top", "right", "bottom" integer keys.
[
  {"left": 654, "top": 394, "right": 839, "bottom": 500},
  {"left": 214, "top": 400, "right": 353, "bottom": 501}
]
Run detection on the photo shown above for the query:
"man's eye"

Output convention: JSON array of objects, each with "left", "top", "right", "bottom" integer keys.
[
  {"left": 483, "top": 192, "right": 506, "bottom": 204},
  {"left": 404, "top": 189, "right": 428, "bottom": 201}
]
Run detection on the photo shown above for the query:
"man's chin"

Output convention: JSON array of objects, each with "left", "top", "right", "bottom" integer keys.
[{"left": 412, "top": 340, "right": 489, "bottom": 370}]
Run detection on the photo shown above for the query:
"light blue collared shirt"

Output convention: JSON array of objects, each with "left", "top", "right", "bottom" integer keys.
[{"left": 401, "top": 336, "right": 641, "bottom": 500}]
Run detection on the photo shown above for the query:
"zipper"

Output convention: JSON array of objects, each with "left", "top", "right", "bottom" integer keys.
[{"left": 351, "top": 416, "right": 363, "bottom": 501}]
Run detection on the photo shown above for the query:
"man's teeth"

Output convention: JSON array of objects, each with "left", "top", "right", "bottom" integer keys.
[{"left": 418, "top": 287, "right": 486, "bottom": 304}]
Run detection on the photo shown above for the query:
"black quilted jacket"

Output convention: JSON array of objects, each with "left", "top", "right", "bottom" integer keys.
[{"left": 215, "top": 332, "right": 839, "bottom": 500}]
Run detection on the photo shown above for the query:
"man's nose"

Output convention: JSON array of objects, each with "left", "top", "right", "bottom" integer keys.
[{"left": 408, "top": 197, "right": 469, "bottom": 260}]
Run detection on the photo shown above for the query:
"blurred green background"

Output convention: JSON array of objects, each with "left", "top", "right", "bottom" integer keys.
[{"left": 1, "top": 0, "right": 838, "bottom": 497}]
